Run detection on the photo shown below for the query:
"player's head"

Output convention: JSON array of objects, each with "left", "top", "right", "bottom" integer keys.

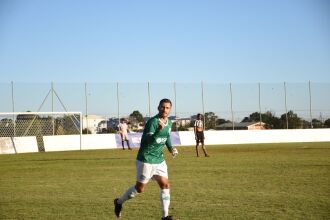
[
  {"left": 158, "top": 98, "right": 172, "bottom": 118},
  {"left": 197, "top": 113, "right": 202, "bottom": 120}
]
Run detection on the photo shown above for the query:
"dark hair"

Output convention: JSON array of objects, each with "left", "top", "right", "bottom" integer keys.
[
  {"left": 197, "top": 113, "right": 202, "bottom": 118},
  {"left": 159, "top": 98, "right": 172, "bottom": 106}
]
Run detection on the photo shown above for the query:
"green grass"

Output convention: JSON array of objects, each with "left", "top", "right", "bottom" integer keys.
[{"left": 1, "top": 142, "right": 330, "bottom": 220}]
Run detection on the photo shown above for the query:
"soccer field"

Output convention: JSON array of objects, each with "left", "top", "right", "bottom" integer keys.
[{"left": 1, "top": 142, "right": 329, "bottom": 220}]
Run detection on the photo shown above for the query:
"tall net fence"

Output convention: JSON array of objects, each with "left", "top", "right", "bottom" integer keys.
[
  {"left": 0, "top": 82, "right": 329, "bottom": 131},
  {"left": 0, "top": 112, "right": 81, "bottom": 152}
]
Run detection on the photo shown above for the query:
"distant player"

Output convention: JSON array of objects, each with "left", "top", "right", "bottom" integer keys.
[
  {"left": 118, "top": 118, "right": 131, "bottom": 150},
  {"left": 194, "top": 113, "right": 209, "bottom": 157},
  {"left": 114, "top": 98, "right": 179, "bottom": 220}
]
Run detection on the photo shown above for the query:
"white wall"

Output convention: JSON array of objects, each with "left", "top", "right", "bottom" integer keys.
[
  {"left": 2, "top": 129, "right": 329, "bottom": 154},
  {"left": 0, "top": 137, "right": 39, "bottom": 154},
  {"left": 43, "top": 134, "right": 117, "bottom": 152},
  {"left": 179, "top": 129, "right": 330, "bottom": 146}
]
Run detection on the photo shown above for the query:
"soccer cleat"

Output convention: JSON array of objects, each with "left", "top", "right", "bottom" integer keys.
[
  {"left": 114, "top": 198, "right": 122, "bottom": 218},
  {"left": 162, "top": 216, "right": 179, "bottom": 220},
  {"left": 205, "top": 154, "right": 210, "bottom": 157}
]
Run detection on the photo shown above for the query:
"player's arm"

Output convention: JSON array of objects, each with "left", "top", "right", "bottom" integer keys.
[
  {"left": 166, "top": 135, "right": 178, "bottom": 157},
  {"left": 165, "top": 134, "right": 173, "bottom": 152}
]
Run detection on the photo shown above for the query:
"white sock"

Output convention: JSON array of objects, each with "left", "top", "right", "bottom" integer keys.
[
  {"left": 160, "top": 189, "right": 170, "bottom": 218},
  {"left": 118, "top": 186, "right": 138, "bottom": 204}
]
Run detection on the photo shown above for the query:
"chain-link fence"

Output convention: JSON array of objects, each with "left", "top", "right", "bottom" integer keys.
[
  {"left": 0, "top": 82, "right": 329, "bottom": 131},
  {"left": 0, "top": 112, "right": 81, "bottom": 152}
]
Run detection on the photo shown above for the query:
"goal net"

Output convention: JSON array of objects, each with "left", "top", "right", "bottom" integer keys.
[{"left": 0, "top": 112, "right": 82, "bottom": 154}]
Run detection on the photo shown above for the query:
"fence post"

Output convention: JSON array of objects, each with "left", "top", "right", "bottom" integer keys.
[
  {"left": 309, "top": 81, "right": 313, "bottom": 128},
  {"left": 116, "top": 82, "right": 120, "bottom": 123},
  {"left": 148, "top": 82, "right": 151, "bottom": 117},
  {"left": 284, "top": 82, "right": 288, "bottom": 129},
  {"left": 85, "top": 82, "right": 88, "bottom": 133},
  {"left": 51, "top": 82, "right": 55, "bottom": 135},
  {"left": 174, "top": 82, "right": 178, "bottom": 131},
  {"left": 11, "top": 81, "right": 16, "bottom": 137},
  {"left": 230, "top": 83, "right": 234, "bottom": 130},
  {"left": 258, "top": 83, "right": 262, "bottom": 125},
  {"left": 201, "top": 81, "right": 205, "bottom": 129}
]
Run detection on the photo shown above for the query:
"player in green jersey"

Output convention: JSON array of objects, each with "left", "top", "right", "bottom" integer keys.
[{"left": 114, "top": 98, "right": 179, "bottom": 220}]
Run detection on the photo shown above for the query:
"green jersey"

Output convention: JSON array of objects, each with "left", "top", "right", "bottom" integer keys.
[{"left": 137, "top": 115, "right": 173, "bottom": 164}]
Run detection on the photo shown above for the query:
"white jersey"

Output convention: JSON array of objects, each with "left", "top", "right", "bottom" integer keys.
[{"left": 118, "top": 123, "right": 128, "bottom": 134}]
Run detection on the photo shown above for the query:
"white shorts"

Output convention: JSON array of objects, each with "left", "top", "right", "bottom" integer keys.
[
  {"left": 136, "top": 160, "right": 168, "bottom": 184},
  {"left": 121, "top": 133, "right": 129, "bottom": 141}
]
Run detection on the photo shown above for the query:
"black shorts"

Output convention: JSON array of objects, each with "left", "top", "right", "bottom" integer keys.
[{"left": 196, "top": 131, "right": 204, "bottom": 144}]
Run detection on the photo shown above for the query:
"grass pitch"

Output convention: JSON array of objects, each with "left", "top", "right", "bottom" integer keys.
[{"left": 0, "top": 142, "right": 329, "bottom": 220}]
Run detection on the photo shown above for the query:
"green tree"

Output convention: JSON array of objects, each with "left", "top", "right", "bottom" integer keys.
[
  {"left": 129, "top": 110, "right": 144, "bottom": 132},
  {"left": 280, "top": 111, "right": 303, "bottom": 129},
  {"left": 324, "top": 119, "right": 330, "bottom": 128},
  {"left": 204, "top": 112, "right": 218, "bottom": 130},
  {"left": 311, "top": 119, "right": 322, "bottom": 128},
  {"left": 129, "top": 110, "right": 144, "bottom": 123},
  {"left": 216, "top": 118, "right": 230, "bottom": 126},
  {"left": 242, "top": 111, "right": 281, "bottom": 129}
]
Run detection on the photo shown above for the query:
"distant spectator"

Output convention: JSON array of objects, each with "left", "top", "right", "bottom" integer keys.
[{"left": 118, "top": 118, "right": 131, "bottom": 150}]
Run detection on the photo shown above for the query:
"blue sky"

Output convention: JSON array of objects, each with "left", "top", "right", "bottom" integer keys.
[{"left": 0, "top": 0, "right": 329, "bottom": 83}]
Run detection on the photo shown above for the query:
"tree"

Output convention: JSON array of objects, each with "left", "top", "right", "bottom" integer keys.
[
  {"left": 204, "top": 112, "right": 218, "bottom": 130},
  {"left": 324, "top": 119, "right": 330, "bottom": 128},
  {"left": 129, "top": 110, "right": 144, "bottom": 123},
  {"left": 129, "top": 110, "right": 144, "bottom": 132},
  {"left": 280, "top": 110, "right": 303, "bottom": 129},
  {"left": 312, "top": 119, "right": 323, "bottom": 128},
  {"left": 241, "top": 111, "right": 281, "bottom": 129},
  {"left": 216, "top": 118, "right": 230, "bottom": 125}
]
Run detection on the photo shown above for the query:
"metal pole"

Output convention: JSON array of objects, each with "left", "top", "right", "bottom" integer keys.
[
  {"left": 85, "top": 82, "right": 88, "bottom": 134},
  {"left": 80, "top": 112, "right": 82, "bottom": 150},
  {"left": 117, "top": 82, "right": 120, "bottom": 122},
  {"left": 11, "top": 81, "right": 16, "bottom": 137},
  {"left": 309, "top": 81, "right": 313, "bottom": 128},
  {"left": 201, "top": 81, "right": 205, "bottom": 129},
  {"left": 148, "top": 82, "right": 151, "bottom": 117},
  {"left": 51, "top": 82, "right": 55, "bottom": 135},
  {"left": 174, "top": 82, "right": 178, "bottom": 131},
  {"left": 284, "top": 82, "right": 288, "bottom": 129},
  {"left": 258, "top": 83, "right": 262, "bottom": 126},
  {"left": 11, "top": 81, "right": 17, "bottom": 154},
  {"left": 230, "top": 83, "right": 234, "bottom": 130}
]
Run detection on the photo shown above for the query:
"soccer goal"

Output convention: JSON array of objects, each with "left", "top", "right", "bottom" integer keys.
[{"left": 0, "top": 112, "right": 82, "bottom": 154}]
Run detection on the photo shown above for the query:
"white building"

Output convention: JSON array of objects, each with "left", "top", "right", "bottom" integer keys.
[{"left": 82, "top": 115, "right": 106, "bottom": 134}]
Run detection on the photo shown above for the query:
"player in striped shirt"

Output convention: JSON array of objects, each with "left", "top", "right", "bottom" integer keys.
[
  {"left": 114, "top": 98, "right": 179, "bottom": 220},
  {"left": 194, "top": 113, "right": 209, "bottom": 157}
]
